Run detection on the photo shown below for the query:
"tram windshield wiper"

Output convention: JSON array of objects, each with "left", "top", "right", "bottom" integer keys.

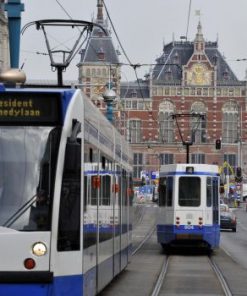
[{"left": 2, "top": 194, "right": 37, "bottom": 228}]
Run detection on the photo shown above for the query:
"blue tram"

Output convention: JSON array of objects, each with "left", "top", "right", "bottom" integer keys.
[
  {"left": 157, "top": 164, "right": 220, "bottom": 250},
  {"left": 0, "top": 86, "right": 133, "bottom": 295}
]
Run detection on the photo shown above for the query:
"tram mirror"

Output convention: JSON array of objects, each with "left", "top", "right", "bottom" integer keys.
[{"left": 64, "top": 140, "right": 81, "bottom": 173}]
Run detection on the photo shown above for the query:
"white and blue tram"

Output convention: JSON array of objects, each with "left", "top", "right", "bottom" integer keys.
[
  {"left": 157, "top": 164, "right": 220, "bottom": 250},
  {"left": 0, "top": 86, "right": 133, "bottom": 295}
]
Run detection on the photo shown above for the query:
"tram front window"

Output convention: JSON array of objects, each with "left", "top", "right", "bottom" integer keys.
[
  {"left": 0, "top": 126, "right": 60, "bottom": 231},
  {"left": 179, "top": 176, "right": 201, "bottom": 207}
]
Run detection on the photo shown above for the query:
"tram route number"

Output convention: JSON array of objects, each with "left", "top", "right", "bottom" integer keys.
[{"left": 184, "top": 225, "right": 194, "bottom": 229}]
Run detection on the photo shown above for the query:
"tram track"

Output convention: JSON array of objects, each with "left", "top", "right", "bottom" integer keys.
[
  {"left": 100, "top": 204, "right": 247, "bottom": 296},
  {"left": 151, "top": 255, "right": 169, "bottom": 296},
  {"left": 209, "top": 255, "right": 233, "bottom": 296},
  {"left": 132, "top": 224, "right": 156, "bottom": 256},
  {"left": 150, "top": 253, "right": 233, "bottom": 296}
]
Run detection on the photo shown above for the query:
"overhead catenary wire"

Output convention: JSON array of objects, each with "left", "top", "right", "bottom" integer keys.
[
  {"left": 22, "top": 1, "right": 240, "bottom": 136},
  {"left": 101, "top": 0, "right": 157, "bottom": 125},
  {"left": 185, "top": 0, "right": 192, "bottom": 40},
  {"left": 55, "top": 0, "right": 73, "bottom": 19}
]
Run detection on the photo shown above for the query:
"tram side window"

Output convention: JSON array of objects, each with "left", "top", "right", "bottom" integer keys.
[
  {"left": 91, "top": 176, "right": 98, "bottom": 206},
  {"left": 179, "top": 177, "right": 200, "bottom": 207},
  {"left": 167, "top": 177, "right": 173, "bottom": 206},
  {"left": 84, "top": 176, "right": 87, "bottom": 212},
  {"left": 129, "top": 174, "right": 134, "bottom": 206},
  {"left": 159, "top": 177, "right": 173, "bottom": 207},
  {"left": 159, "top": 177, "right": 166, "bottom": 206},
  {"left": 212, "top": 177, "right": 219, "bottom": 223},
  {"left": 122, "top": 171, "right": 128, "bottom": 234},
  {"left": 101, "top": 175, "right": 111, "bottom": 205},
  {"left": 123, "top": 172, "right": 128, "bottom": 206},
  {"left": 206, "top": 177, "right": 212, "bottom": 207},
  {"left": 57, "top": 139, "right": 81, "bottom": 252}
]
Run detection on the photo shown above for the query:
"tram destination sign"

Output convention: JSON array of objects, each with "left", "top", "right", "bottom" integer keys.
[{"left": 0, "top": 91, "right": 62, "bottom": 125}]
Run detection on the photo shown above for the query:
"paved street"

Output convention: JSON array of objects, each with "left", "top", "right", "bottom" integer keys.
[{"left": 220, "top": 203, "right": 247, "bottom": 270}]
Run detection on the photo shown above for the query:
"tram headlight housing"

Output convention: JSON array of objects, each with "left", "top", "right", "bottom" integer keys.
[{"left": 32, "top": 242, "right": 47, "bottom": 256}]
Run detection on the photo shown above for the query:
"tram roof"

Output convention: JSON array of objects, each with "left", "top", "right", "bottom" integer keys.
[{"left": 160, "top": 163, "right": 219, "bottom": 174}]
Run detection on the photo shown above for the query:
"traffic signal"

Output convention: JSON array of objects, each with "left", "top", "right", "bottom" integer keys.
[
  {"left": 215, "top": 139, "right": 221, "bottom": 150},
  {"left": 220, "top": 183, "right": 225, "bottom": 194},
  {"left": 235, "top": 167, "right": 243, "bottom": 182},
  {"left": 236, "top": 167, "right": 242, "bottom": 178}
]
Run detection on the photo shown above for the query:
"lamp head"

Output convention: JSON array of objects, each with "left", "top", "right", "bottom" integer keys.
[{"left": 102, "top": 88, "right": 116, "bottom": 103}]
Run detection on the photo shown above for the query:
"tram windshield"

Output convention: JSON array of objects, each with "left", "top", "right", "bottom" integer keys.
[
  {"left": 179, "top": 176, "right": 201, "bottom": 207},
  {"left": 0, "top": 126, "right": 61, "bottom": 231}
]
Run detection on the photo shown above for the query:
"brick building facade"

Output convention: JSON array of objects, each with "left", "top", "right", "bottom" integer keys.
[{"left": 78, "top": 1, "right": 247, "bottom": 182}]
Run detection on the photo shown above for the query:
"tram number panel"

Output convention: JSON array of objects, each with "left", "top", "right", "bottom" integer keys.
[{"left": 184, "top": 225, "right": 194, "bottom": 230}]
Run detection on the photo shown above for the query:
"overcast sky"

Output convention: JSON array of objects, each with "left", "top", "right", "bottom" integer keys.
[{"left": 20, "top": 0, "right": 247, "bottom": 82}]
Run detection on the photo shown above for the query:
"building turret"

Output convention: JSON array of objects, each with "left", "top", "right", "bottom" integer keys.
[
  {"left": 97, "top": 0, "right": 104, "bottom": 24},
  {"left": 77, "top": 0, "right": 121, "bottom": 102}
]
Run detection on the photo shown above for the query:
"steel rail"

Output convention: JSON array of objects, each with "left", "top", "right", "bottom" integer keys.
[
  {"left": 208, "top": 256, "right": 233, "bottom": 296},
  {"left": 150, "top": 256, "right": 169, "bottom": 296},
  {"left": 131, "top": 224, "right": 156, "bottom": 256}
]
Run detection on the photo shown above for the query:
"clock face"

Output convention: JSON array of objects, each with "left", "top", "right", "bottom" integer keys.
[
  {"left": 187, "top": 63, "right": 211, "bottom": 85},
  {"left": 93, "top": 79, "right": 105, "bottom": 95}
]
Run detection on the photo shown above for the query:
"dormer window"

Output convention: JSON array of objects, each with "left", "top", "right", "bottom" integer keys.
[
  {"left": 131, "top": 90, "right": 137, "bottom": 98},
  {"left": 223, "top": 69, "right": 229, "bottom": 80},
  {"left": 165, "top": 68, "right": 172, "bottom": 81},
  {"left": 96, "top": 28, "right": 105, "bottom": 38},
  {"left": 212, "top": 55, "right": 218, "bottom": 65},
  {"left": 97, "top": 47, "right": 105, "bottom": 61},
  {"left": 173, "top": 52, "right": 179, "bottom": 63}
]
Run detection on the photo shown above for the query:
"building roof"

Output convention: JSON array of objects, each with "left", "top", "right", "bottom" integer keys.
[
  {"left": 152, "top": 23, "right": 244, "bottom": 86},
  {"left": 79, "top": 35, "right": 120, "bottom": 65},
  {"left": 120, "top": 80, "right": 150, "bottom": 99},
  {"left": 78, "top": 0, "right": 119, "bottom": 66}
]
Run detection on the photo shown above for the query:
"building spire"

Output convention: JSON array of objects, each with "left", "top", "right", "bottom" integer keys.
[
  {"left": 97, "top": 0, "right": 103, "bottom": 23},
  {"left": 194, "top": 21, "right": 205, "bottom": 53},
  {"left": 195, "top": 21, "right": 204, "bottom": 42}
]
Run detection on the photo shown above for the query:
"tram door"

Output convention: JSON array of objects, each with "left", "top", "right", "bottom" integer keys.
[
  {"left": 83, "top": 143, "right": 98, "bottom": 296},
  {"left": 120, "top": 170, "right": 129, "bottom": 270},
  {"left": 212, "top": 177, "right": 220, "bottom": 245},
  {"left": 51, "top": 132, "right": 83, "bottom": 295},
  {"left": 212, "top": 177, "right": 219, "bottom": 224},
  {"left": 97, "top": 156, "right": 114, "bottom": 291},
  {"left": 113, "top": 167, "right": 121, "bottom": 276}
]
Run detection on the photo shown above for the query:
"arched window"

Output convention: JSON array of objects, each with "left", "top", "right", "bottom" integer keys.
[
  {"left": 191, "top": 101, "right": 207, "bottom": 144},
  {"left": 127, "top": 119, "right": 142, "bottom": 143},
  {"left": 222, "top": 101, "right": 239, "bottom": 143},
  {"left": 159, "top": 100, "right": 175, "bottom": 143}
]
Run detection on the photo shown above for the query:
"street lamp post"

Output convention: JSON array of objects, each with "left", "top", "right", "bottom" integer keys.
[
  {"left": 102, "top": 85, "right": 116, "bottom": 123},
  {"left": 171, "top": 113, "right": 205, "bottom": 164}
]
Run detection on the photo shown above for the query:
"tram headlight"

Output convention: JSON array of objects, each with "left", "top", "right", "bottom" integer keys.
[{"left": 32, "top": 242, "right": 47, "bottom": 256}]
